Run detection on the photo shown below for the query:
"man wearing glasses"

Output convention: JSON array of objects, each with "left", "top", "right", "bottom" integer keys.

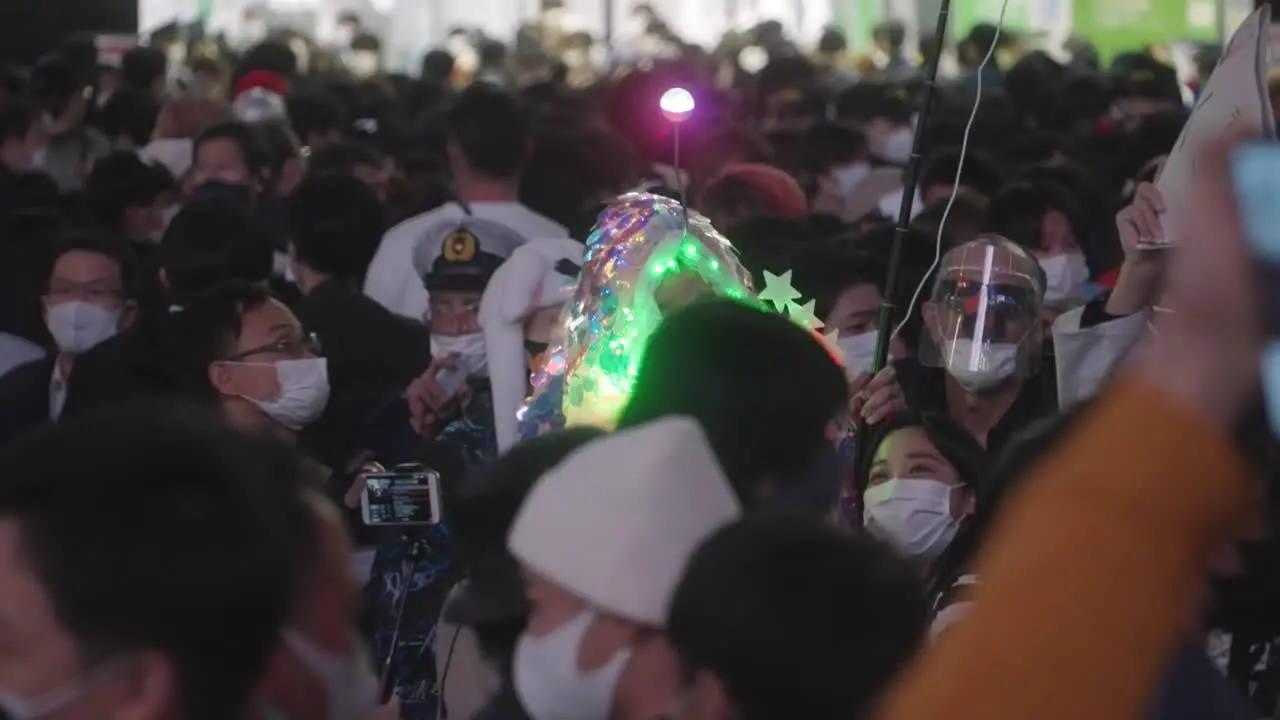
[{"left": 0, "top": 231, "right": 137, "bottom": 445}]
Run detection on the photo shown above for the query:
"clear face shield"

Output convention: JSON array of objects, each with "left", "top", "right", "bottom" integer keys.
[{"left": 919, "top": 239, "right": 1045, "bottom": 393}]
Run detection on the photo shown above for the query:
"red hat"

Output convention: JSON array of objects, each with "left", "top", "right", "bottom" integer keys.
[
  {"left": 233, "top": 70, "right": 288, "bottom": 100},
  {"left": 703, "top": 163, "right": 808, "bottom": 220}
]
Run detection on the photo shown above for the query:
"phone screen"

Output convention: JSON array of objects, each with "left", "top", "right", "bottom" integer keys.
[
  {"left": 1230, "top": 142, "right": 1280, "bottom": 433},
  {"left": 362, "top": 472, "right": 440, "bottom": 525}
]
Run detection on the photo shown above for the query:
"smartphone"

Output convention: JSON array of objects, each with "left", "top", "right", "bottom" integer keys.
[
  {"left": 1229, "top": 142, "right": 1280, "bottom": 434},
  {"left": 360, "top": 470, "right": 442, "bottom": 526}
]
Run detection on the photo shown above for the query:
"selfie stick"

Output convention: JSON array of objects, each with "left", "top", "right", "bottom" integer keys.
[
  {"left": 849, "top": 0, "right": 954, "bottom": 501},
  {"left": 378, "top": 534, "right": 429, "bottom": 703},
  {"left": 660, "top": 87, "right": 696, "bottom": 230},
  {"left": 870, "top": 0, "right": 951, "bottom": 376}
]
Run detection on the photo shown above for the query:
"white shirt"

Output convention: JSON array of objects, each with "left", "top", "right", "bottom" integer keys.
[
  {"left": 363, "top": 201, "right": 569, "bottom": 320},
  {"left": 0, "top": 332, "right": 45, "bottom": 381},
  {"left": 49, "top": 361, "right": 68, "bottom": 421}
]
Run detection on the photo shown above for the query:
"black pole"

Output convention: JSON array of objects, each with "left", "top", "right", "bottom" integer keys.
[
  {"left": 847, "top": 0, "right": 953, "bottom": 505},
  {"left": 871, "top": 0, "right": 952, "bottom": 375}
]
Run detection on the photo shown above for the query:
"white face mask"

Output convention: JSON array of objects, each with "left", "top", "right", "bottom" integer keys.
[
  {"left": 46, "top": 301, "right": 121, "bottom": 354},
  {"left": 864, "top": 478, "right": 960, "bottom": 560},
  {"left": 879, "top": 127, "right": 914, "bottom": 165},
  {"left": 241, "top": 358, "right": 331, "bottom": 431},
  {"left": 431, "top": 332, "right": 488, "bottom": 377},
  {"left": 282, "top": 629, "right": 380, "bottom": 720},
  {"left": 0, "top": 659, "right": 128, "bottom": 720},
  {"left": 1039, "top": 252, "right": 1089, "bottom": 307},
  {"left": 514, "top": 609, "right": 631, "bottom": 720},
  {"left": 830, "top": 161, "right": 872, "bottom": 196},
  {"left": 941, "top": 338, "right": 1019, "bottom": 394},
  {"left": 837, "top": 330, "right": 881, "bottom": 378}
]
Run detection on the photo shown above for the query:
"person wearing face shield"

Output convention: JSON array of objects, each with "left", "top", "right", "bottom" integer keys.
[
  {"left": 507, "top": 417, "right": 742, "bottom": 720},
  {"left": 896, "top": 235, "right": 1059, "bottom": 455}
]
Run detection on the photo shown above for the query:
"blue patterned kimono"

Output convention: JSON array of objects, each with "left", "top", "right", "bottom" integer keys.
[{"left": 365, "top": 388, "right": 498, "bottom": 720}]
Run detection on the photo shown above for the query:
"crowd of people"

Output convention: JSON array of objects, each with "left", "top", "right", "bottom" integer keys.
[{"left": 0, "top": 10, "right": 1276, "bottom": 720}]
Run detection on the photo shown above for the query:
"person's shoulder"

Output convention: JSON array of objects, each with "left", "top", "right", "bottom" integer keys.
[
  {"left": 381, "top": 203, "right": 463, "bottom": 246},
  {"left": 475, "top": 203, "right": 569, "bottom": 239}
]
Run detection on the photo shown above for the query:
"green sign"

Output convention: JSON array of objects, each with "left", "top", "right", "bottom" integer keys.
[{"left": 1073, "top": 0, "right": 1217, "bottom": 61}]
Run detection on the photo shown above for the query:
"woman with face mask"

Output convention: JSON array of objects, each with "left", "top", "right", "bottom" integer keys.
[{"left": 857, "top": 412, "right": 990, "bottom": 583}]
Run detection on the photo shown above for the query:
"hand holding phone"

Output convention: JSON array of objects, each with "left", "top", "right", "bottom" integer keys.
[{"left": 360, "top": 471, "right": 442, "bottom": 526}]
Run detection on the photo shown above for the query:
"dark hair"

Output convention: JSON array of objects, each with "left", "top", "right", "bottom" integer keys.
[
  {"left": 619, "top": 299, "right": 847, "bottom": 507},
  {"left": 84, "top": 150, "right": 175, "bottom": 227},
  {"left": 96, "top": 87, "right": 160, "bottom": 147},
  {"left": 857, "top": 412, "right": 989, "bottom": 499},
  {"left": 48, "top": 230, "right": 140, "bottom": 300},
  {"left": 801, "top": 122, "right": 868, "bottom": 177},
  {"left": 308, "top": 140, "right": 384, "bottom": 177},
  {"left": 120, "top": 46, "right": 168, "bottom": 92},
  {"left": 926, "top": 409, "right": 1081, "bottom": 603},
  {"left": 286, "top": 173, "right": 384, "bottom": 285},
  {"left": 252, "top": 118, "right": 303, "bottom": 184},
  {"left": 449, "top": 83, "right": 529, "bottom": 179},
  {"left": 449, "top": 427, "right": 606, "bottom": 658},
  {"left": 165, "top": 281, "right": 274, "bottom": 398},
  {"left": 793, "top": 249, "right": 889, "bottom": 323},
  {"left": 0, "top": 98, "right": 41, "bottom": 143},
  {"left": 233, "top": 41, "right": 298, "bottom": 88},
  {"left": 285, "top": 91, "right": 349, "bottom": 146},
  {"left": 0, "top": 399, "right": 315, "bottom": 720},
  {"left": 984, "top": 179, "right": 1085, "bottom": 254},
  {"left": 159, "top": 197, "right": 275, "bottom": 304},
  {"left": 194, "top": 121, "right": 271, "bottom": 181},
  {"left": 421, "top": 50, "right": 456, "bottom": 82},
  {"left": 919, "top": 147, "right": 1006, "bottom": 199},
  {"left": 669, "top": 512, "right": 927, "bottom": 720}
]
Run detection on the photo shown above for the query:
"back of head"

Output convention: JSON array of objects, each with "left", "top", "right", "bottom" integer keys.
[
  {"left": 120, "top": 46, "right": 167, "bottom": 92},
  {"left": 669, "top": 512, "right": 926, "bottom": 719},
  {"left": 286, "top": 173, "right": 384, "bottom": 285},
  {"left": 618, "top": 299, "right": 847, "bottom": 507},
  {"left": 159, "top": 197, "right": 274, "bottom": 304},
  {"left": 0, "top": 399, "right": 313, "bottom": 720},
  {"left": 449, "top": 83, "right": 529, "bottom": 179}
]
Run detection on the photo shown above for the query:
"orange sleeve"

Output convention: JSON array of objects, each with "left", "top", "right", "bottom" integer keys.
[{"left": 876, "top": 377, "right": 1254, "bottom": 720}]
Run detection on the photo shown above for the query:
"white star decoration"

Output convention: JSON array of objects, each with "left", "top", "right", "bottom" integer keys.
[
  {"left": 758, "top": 269, "right": 801, "bottom": 311},
  {"left": 786, "top": 300, "right": 824, "bottom": 331}
]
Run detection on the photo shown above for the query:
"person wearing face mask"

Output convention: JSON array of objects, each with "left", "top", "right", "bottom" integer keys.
[
  {"left": 857, "top": 413, "right": 989, "bottom": 578},
  {"left": 508, "top": 417, "right": 742, "bottom": 720},
  {"left": 83, "top": 151, "right": 179, "bottom": 261},
  {"left": 0, "top": 401, "right": 328, "bottom": 720},
  {"left": 985, "top": 179, "right": 1096, "bottom": 319},
  {"left": 896, "top": 235, "right": 1059, "bottom": 455},
  {"left": 285, "top": 173, "right": 431, "bottom": 472},
  {"left": 28, "top": 53, "right": 111, "bottom": 192},
  {"left": 0, "top": 232, "right": 138, "bottom": 445},
  {"left": 170, "top": 281, "right": 329, "bottom": 440},
  {"left": 0, "top": 99, "right": 49, "bottom": 177},
  {"left": 398, "top": 218, "right": 527, "bottom": 458}
]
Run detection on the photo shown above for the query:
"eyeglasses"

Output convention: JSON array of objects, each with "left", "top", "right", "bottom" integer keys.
[
  {"left": 47, "top": 281, "right": 123, "bottom": 304},
  {"left": 224, "top": 332, "right": 321, "bottom": 362}
]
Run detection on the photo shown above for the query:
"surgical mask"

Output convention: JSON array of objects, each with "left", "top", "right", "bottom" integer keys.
[
  {"left": 942, "top": 338, "right": 1019, "bottom": 393},
  {"left": 0, "top": 660, "right": 127, "bottom": 720},
  {"left": 282, "top": 629, "right": 379, "bottom": 720},
  {"left": 864, "top": 478, "right": 960, "bottom": 560},
  {"left": 241, "top": 358, "right": 331, "bottom": 430},
  {"left": 837, "top": 330, "right": 880, "bottom": 377},
  {"left": 431, "top": 332, "right": 488, "bottom": 377},
  {"left": 830, "top": 161, "right": 872, "bottom": 195},
  {"left": 514, "top": 609, "right": 631, "bottom": 720},
  {"left": 1039, "top": 253, "right": 1089, "bottom": 307},
  {"left": 879, "top": 127, "right": 914, "bottom": 165},
  {"left": 46, "top": 301, "right": 121, "bottom": 354}
]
